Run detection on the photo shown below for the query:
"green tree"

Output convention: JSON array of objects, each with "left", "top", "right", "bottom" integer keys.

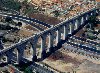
[
  {"left": 53, "top": 10, "right": 60, "bottom": 17},
  {"left": 88, "top": 16, "right": 97, "bottom": 29},
  {"left": 24, "top": 67, "right": 32, "bottom": 73},
  {"left": 1, "top": 0, "right": 21, "bottom": 11},
  {"left": 16, "top": 22, "right": 22, "bottom": 27},
  {"left": 5, "top": 17, "right": 12, "bottom": 22}
]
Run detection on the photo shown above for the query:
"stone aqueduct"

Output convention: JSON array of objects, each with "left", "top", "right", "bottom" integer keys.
[{"left": 0, "top": 7, "right": 99, "bottom": 65}]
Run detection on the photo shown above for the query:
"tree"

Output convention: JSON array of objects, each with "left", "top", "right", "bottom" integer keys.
[
  {"left": 22, "top": 0, "right": 28, "bottom": 5},
  {"left": 86, "top": 24, "right": 90, "bottom": 28},
  {"left": 88, "top": 16, "right": 97, "bottom": 29},
  {"left": 1, "top": 0, "right": 21, "bottom": 11},
  {"left": 24, "top": 67, "right": 32, "bottom": 73},
  {"left": 53, "top": 10, "right": 60, "bottom": 17},
  {"left": 5, "top": 17, "right": 12, "bottom": 22},
  {"left": 88, "top": 16, "right": 96, "bottom": 24},
  {"left": 16, "top": 22, "right": 22, "bottom": 27}
]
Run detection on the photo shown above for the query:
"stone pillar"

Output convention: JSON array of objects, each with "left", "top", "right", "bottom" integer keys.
[
  {"left": 6, "top": 50, "right": 13, "bottom": 64},
  {"left": 31, "top": 38, "right": 38, "bottom": 61},
  {"left": 49, "top": 32, "right": 54, "bottom": 48},
  {"left": 32, "top": 45, "right": 37, "bottom": 61},
  {"left": 88, "top": 13, "right": 91, "bottom": 20},
  {"left": 17, "top": 44, "right": 26, "bottom": 63},
  {"left": 93, "top": 10, "right": 96, "bottom": 16},
  {"left": 56, "top": 29, "right": 61, "bottom": 45},
  {"left": 49, "top": 31, "right": 55, "bottom": 53},
  {"left": 0, "top": 39, "right": 4, "bottom": 50},
  {"left": 63, "top": 25, "right": 68, "bottom": 40},
  {"left": 84, "top": 14, "right": 87, "bottom": 22},
  {"left": 41, "top": 36, "right": 46, "bottom": 59},
  {"left": 69, "top": 24, "right": 72, "bottom": 34},
  {"left": 72, "top": 20, "right": 76, "bottom": 30},
  {"left": 96, "top": 9, "right": 99, "bottom": 16},
  {"left": 78, "top": 17, "right": 81, "bottom": 26}
]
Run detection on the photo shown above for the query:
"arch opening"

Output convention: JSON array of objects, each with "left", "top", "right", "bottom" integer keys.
[
  {"left": 23, "top": 42, "right": 33, "bottom": 61},
  {"left": 12, "top": 48, "right": 19, "bottom": 64},
  {"left": 81, "top": 17, "right": 84, "bottom": 25},
  {"left": 45, "top": 34, "right": 50, "bottom": 53},
  {"left": 68, "top": 24, "right": 71, "bottom": 34},
  {"left": 73, "top": 23, "right": 76, "bottom": 31},
  {"left": 91, "top": 13, "right": 93, "bottom": 16},
  {"left": 53, "top": 30, "right": 57, "bottom": 47},
  {"left": 60, "top": 26, "right": 64, "bottom": 40},
  {"left": 75, "top": 20, "right": 78, "bottom": 30},
  {"left": 69, "top": 23, "right": 74, "bottom": 34},
  {"left": 86, "top": 15, "right": 89, "bottom": 20},
  {"left": 36, "top": 36, "right": 42, "bottom": 59}
]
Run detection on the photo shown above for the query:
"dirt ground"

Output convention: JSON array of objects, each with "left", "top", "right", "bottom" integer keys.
[
  {"left": 43, "top": 48, "right": 100, "bottom": 73},
  {"left": 29, "top": 13, "right": 61, "bottom": 25}
]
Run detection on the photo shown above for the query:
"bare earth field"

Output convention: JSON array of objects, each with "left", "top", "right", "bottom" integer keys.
[
  {"left": 29, "top": 13, "right": 61, "bottom": 25},
  {"left": 43, "top": 48, "right": 100, "bottom": 73}
]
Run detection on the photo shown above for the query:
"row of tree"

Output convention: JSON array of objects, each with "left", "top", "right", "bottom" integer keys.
[{"left": 0, "top": 0, "right": 21, "bottom": 11}]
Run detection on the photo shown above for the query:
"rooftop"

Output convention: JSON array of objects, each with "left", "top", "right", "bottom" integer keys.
[{"left": 29, "top": 0, "right": 97, "bottom": 24}]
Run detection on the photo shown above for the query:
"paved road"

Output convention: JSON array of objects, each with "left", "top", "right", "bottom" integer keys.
[
  {"left": 0, "top": 11, "right": 51, "bottom": 31},
  {"left": 66, "top": 40, "right": 100, "bottom": 54},
  {"left": 27, "top": 62, "right": 54, "bottom": 73},
  {"left": 72, "top": 36, "right": 100, "bottom": 47}
]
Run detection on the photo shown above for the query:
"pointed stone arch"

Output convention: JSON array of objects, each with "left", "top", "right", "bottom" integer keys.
[
  {"left": 74, "top": 19, "right": 79, "bottom": 30},
  {"left": 96, "top": 9, "right": 99, "bottom": 15},
  {"left": 81, "top": 17, "right": 84, "bottom": 25},
  {"left": 12, "top": 48, "right": 19, "bottom": 64},
  {"left": 56, "top": 28, "right": 62, "bottom": 44},
  {"left": 51, "top": 30, "right": 57, "bottom": 47},
  {"left": 52, "top": 28, "right": 62, "bottom": 46},
  {"left": 72, "top": 20, "right": 76, "bottom": 31},
  {"left": 23, "top": 42, "right": 33, "bottom": 61},
  {"left": 35, "top": 36, "right": 43, "bottom": 59},
  {"left": 63, "top": 24, "right": 69, "bottom": 40},
  {"left": 69, "top": 23, "right": 74, "bottom": 34},
  {"left": 60, "top": 26, "right": 64, "bottom": 40}
]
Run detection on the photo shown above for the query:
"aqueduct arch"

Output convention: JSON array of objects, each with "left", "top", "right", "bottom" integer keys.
[{"left": 23, "top": 42, "right": 33, "bottom": 61}]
